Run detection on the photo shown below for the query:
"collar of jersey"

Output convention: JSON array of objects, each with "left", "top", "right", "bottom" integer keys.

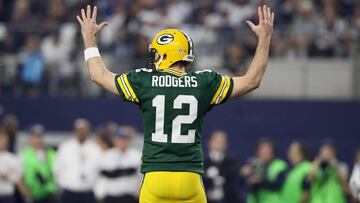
[{"left": 160, "top": 68, "right": 186, "bottom": 76}]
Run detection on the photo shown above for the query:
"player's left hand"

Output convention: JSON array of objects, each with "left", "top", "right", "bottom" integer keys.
[
  {"left": 76, "top": 5, "right": 108, "bottom": 40},
  {"left": 246, "top": 5, "right": 274, "bottom": 41}
]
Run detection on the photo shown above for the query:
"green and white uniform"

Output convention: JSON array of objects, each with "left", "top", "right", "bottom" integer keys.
[{"left": 115, "top": 68, "right": 234, "bottom": 175}]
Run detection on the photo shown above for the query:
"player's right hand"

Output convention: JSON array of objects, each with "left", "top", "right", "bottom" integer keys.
[
  {"left": 76, "top": 5, "right": 108, "bottom": 44},
  {"left": 246, "top": 5, "right": 274, "bottom": 41}
]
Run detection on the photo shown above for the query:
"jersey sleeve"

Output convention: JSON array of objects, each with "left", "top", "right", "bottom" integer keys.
[
  {"left": 207, "top": 71, "right": 234, "bottom": 106},
  {"left": 114, "top": 71, "right": 141, "bottom": 104}
]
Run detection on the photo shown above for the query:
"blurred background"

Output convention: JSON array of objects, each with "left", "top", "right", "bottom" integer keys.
[{"left": 0, "top": 0, "right": 360, "bottom": 203}]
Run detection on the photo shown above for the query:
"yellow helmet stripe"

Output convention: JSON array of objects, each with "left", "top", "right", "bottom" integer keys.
[{"left": 122, "top": 74, "right": 139, "bottom": 103}]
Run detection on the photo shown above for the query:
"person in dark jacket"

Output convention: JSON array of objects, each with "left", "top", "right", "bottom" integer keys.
[
  {"left": 203, "top": 130, "right": 240, "bottom": 203},
  {"left": 240, "top": 138, "right": 288, "bottom": 203},
  {"left": 1, "top": 114, "right": 19, "bottom": 153}
]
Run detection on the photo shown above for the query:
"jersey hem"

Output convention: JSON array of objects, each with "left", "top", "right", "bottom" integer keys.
[{"left": 141, "top": 162, "right": 204, "bottom": 175}]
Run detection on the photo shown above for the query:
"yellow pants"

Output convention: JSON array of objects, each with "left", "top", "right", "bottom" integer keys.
[{"left": 139, "top": 171, "right": 207, "bottom": 203}]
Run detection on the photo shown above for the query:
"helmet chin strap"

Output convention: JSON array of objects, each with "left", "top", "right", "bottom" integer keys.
[{"left": 154, "top": 55, "right": 164, "bottom": 70}]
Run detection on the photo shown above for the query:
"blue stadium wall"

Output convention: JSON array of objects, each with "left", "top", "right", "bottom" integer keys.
[{"left": 1, "top": 97, "right": 359, "bottom": 165}]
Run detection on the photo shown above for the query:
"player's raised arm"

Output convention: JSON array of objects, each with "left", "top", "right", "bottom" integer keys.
[
  {"left": 76, "top": 5, "right": 118, "bottom": 95},
  {"left": 231, "top": 5, "right": 274, "bottom": 98}
]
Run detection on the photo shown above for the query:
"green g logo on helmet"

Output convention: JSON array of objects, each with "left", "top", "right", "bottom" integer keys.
[{"left": 157, "top": 34, "right": 174, "bottom": 45}]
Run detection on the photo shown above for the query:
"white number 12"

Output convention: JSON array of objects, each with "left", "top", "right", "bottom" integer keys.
[{"left": 152, "top": 95, "right": 198, "bottom": 143}]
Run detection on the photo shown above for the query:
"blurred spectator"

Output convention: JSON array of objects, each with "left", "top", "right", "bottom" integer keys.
[
  {"left": 0, "top": 0, "right": 14, "bottom": 22},
  {"left": 1, "top": 114, "right": 19, "bottom": 153},
  {"left": 41, "top": 29, "right": 76, "bottom": 96},
  {"left": 97, "top": 126, "right": 141, "bottom": 203},
  {"left": 94, "top": 128, "right": 113, "bottom": 152},
  {"left": 10, "top": 0, "right": 34, "bottom": 52},
  {"left": 307, "top": 142, "right": 350, "bottom": 203},
  {"left": 288, "top": 0, "right": 318, "bottom": 57},
  {"left": 0, "top": 130, "right": 22, "bottom": 203},
  {"left": 21, "top": 125, "right": 57, "bottom": 203},
  {"left": 131, "top": 34, "right": 150, "bottom": 68},
  {"left": 282, "top": 141, "right": 312, "bottom": 203},
  {"left": 349, "top": 149, "right": 360, "bottom": 202},
  {"left": 18, "top": 35, "right": 45, "bottom": 96},
  {"left": 223, "top": 43, "right": 248, "bottom": 75},
  {"left": 203, "top": 130, "right": 240, "bottom": 203},
  {"left": 312, "top": 3, "right": 350, "bottom": 57},
  {"left": 240, "top": 138, "right": 287, "bottom": 203},
  {"left": 53, "top": 119, "right": 101, "bottom": 203},
  {"left": 166, "top": 0, "right": 192, "bottom": 25},
  {"left": 47, "top": 0, "right": 67, "bottom": 23},
  {"left": 98, "top": 5, "right": 126, "bottom": 49},
  {"left": 217, "top": 0, "right": 254, "bottom": 27},
  {"left": 352, "top": 4, "right": 360, "bottom": 38}
]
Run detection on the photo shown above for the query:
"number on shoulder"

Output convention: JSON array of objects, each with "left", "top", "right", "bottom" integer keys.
[
  {"left": 135, "top": 68, "right": 153, "bottom": 73},
  {"left": 195, "top": 69, "right": 213, "bottom": 74}
]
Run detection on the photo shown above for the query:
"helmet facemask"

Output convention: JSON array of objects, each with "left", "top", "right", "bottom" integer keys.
[{"left": 147, "top": 47, "right": 163, "bottom": 70}]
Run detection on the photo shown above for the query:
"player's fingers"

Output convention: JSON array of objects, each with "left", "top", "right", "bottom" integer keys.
[
  {"left": 263, "top": 5, "right": 268, "bottom": 23},
  {"left": 81, "top": 9, "right": 86, "bottom": 20},
  {"left": 271, "top": 12, "right": 275, "bottom": 25},
  {"left": 86, "top": 5, "right": 91, "bottom": 19},
  {"left": 258, "top": 7, "right": 263, "bottom": 24},
  {"left": 246, "top": 20, "right": 256, "bottom": 31},
  {"left": 76, "top": 15, "right": 83, "bottom": 24},
  {"left": 98, "top": 21, "right": 109, "bottom": 30},
  {"left": 267, "top": 7, "right": 271, "bottom": 23},
  {"left": 92, "top": 6, "right": 97, "bottom": 21}
]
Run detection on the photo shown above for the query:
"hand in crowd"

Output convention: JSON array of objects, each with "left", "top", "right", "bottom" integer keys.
[
  {"left": 240, "top": 165, "right": 253, "bottom": 177},
  {"left": 247, "top": 175, "right": 263, "bottom": 185}
]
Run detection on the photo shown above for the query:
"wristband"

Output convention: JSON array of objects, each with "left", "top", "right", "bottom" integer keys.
[{"left": 84, "top": 47, "right": 100, "bottom": 62}]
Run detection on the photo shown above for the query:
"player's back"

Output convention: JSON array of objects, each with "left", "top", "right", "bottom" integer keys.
[{"left": 115, "top": 67, "right": 233, "bottom": 174}]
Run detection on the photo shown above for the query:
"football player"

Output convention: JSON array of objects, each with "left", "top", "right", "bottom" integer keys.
[{"left": 76, "top": 5, "right": 274, "bottom": 203}]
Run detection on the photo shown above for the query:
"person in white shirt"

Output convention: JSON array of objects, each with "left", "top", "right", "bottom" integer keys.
[
  {"left": 0, "top": 130, "right": 22, "bottom": 203},
  {"left": 53, "top": 119, "right": 101, "bottom": 203},
  {"left": 97, "top": 125, "right": 141, "bottom": 203},
  {"left": 350, "top": 149, "right": 360, "bottom": 202}
]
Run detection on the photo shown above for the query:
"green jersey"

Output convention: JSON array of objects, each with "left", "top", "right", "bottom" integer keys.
[
  {"left": 247, "top": 159, "right": 288, "bottom": 203},
  {"left": 22, "top": 147, "right": 57, "bottom": 200},
  {"left": 282, "top": 161, "right": 312, "bottom": 203},
  {"left": 115, "top": 67, "right": 234, "bottom": 174},
  {"left": 309, "top": 165, "right": 347, "bottom": 203}
]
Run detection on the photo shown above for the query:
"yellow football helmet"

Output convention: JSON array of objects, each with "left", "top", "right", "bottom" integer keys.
[{"left": 149, "top": 29, "right": 195, "bottom": 70}]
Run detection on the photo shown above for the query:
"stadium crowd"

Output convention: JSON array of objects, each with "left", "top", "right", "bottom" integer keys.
[
  {"left": 0, "top": 0, "right": 360, "bottom": 96},
  {"left": 0, "top": 114, "right": 359, "bottom": 203}
]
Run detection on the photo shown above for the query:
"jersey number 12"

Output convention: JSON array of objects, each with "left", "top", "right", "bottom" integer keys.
[{"left": 152, "top": 95, "right": 198, "bottom": 144}]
